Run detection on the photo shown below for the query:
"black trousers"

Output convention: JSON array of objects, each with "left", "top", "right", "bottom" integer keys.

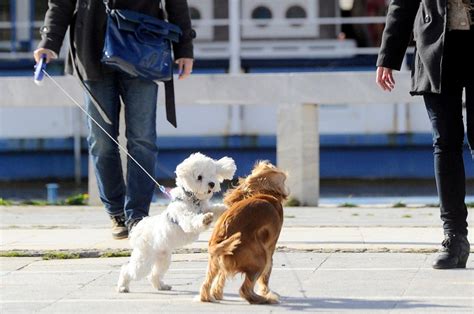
[{"left": 423, "top": 29, "right": 473, "bottom": 235}]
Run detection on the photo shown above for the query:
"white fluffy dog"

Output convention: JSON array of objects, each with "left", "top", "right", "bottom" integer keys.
[{"left": 117, "top": 153, "right": 236, "bottom": 293}]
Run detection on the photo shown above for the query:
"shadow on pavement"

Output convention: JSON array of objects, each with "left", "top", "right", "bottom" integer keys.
[{"left": 276, "top": 297, "right": 461, "bottom": 311}]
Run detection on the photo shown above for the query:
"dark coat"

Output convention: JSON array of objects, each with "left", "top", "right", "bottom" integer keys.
[
  {"left": 377, "top": 0, "right": 451, "bottom": 95},
  {"left": 38, "top": 0, "right": 195, "bottom": 80}
]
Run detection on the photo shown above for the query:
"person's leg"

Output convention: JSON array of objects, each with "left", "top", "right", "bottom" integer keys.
[
  {"left": 117, "top": 73, "right": 158, "bottom": 227},
  {"left": 424, "top": 86, "right": 470, "bottom": 269},
  {"left": 84, "top": 72, "right": 127, "bottom": 238},
  {"left": 424, "top": 86, "right": 468, "bottom": 236},
  {"left": 423, "top": 29, "right": 472, "bottom": 268},
  {"left": 466, "top": 73, "right": 474, "bottom": 160}
]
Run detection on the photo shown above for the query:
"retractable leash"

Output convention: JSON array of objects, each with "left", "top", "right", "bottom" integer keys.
[
  {"left": 34, "top": 55, "right": 173, "bottom": 199},
  {"left": 33, "top": 54, "right": 47, "bottom": 86}
]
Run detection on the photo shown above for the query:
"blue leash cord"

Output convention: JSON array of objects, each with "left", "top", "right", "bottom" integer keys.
[{"left": 33, "top": 55, "right": 173, "bottom": 200}]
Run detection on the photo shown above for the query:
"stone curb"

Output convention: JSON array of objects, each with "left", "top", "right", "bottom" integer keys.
[{"left": 0, "top": 246, "right": 452, "bottom": 259}]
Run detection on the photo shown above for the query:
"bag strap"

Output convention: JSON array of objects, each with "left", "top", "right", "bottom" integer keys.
[
  {"left": 69, "top": 15, "right": 113, "bottom": 125},
  {"left": 164, "top": 79, "right": 177, "bottom": 127},
  {"left": 160, "top": 0, "right": 178, "bottom": 128}
]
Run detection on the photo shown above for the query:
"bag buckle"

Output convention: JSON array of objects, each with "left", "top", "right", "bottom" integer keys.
[{"left": 103, "top": 0, "right": 111, "bottom": 13}]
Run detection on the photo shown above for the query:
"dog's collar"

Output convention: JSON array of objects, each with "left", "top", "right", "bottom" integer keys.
[{"left": 174, "top": 187, "right": 202, "bottom": 207}]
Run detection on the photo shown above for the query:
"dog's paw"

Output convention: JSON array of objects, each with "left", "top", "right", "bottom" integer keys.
[
  {"left": 258, "top": 290, "right": 280, "bottom": 304},
  {"left": 117, "top": 286, "right": 129, "bottom": 293},
  {"left": 202, "top": 212, "right": 214, "bottom": 226},
  {"left": 211, "top": 290, "right": 224, "bottom": 300},
  {"left": 158, "top": 283, "right": 172, "bottom": 291},
  {"left": 194, "top": 294, "right": 217, "bottom": 303}
]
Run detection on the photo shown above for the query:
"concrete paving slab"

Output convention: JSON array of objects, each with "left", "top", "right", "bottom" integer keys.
[
  {"left": 1, "top": 253, "right": 473, "bottom": 313},
  {"left": 1, "top": 206, "right": 473, "bottom": 229}
]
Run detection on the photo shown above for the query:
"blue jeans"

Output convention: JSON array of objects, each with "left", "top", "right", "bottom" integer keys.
[
  {"left": 423, "top": 30, "right": 473, "bottom": 236},
  {"left": 84, "top": 71, "right": 158, "bottom": 225}
]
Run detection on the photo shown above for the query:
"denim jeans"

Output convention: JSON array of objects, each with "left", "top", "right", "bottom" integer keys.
[
  {"left": 84, "top": 71, "right": 158, "bottom": 225},
  {"left": 423, "top": 29, "right": 473, "bottom": 236}
]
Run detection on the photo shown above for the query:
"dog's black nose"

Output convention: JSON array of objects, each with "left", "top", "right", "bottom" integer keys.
[{"left": 208, "top": 182, "right": 215, "bottom": 189}]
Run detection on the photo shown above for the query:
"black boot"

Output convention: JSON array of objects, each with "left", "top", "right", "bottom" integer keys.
[{"left": 432, "top": 233, "right": 470, "bottom": 269}]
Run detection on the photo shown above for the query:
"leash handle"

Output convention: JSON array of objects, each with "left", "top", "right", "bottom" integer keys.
[{"left": 34, "top": 54, "right": 47, "bottom": 86}]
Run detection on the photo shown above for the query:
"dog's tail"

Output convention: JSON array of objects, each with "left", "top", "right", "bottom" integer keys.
[{"left": 209, "top": 232, "right": 242, "bottom": 256}]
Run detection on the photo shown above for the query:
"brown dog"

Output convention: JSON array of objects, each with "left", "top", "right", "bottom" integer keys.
[{"left": 199, "top": 161, "right": 288, "bottom": 304}]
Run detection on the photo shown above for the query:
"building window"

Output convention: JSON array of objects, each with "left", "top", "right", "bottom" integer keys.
[
  {"left": 251, "top": 6, "right": 273, "bottom": 27},
  {"left": 0, "top": 0, "right": 11, "bottom": 48},
  {"left": 33, "top": 0, "right": 49, "bottom": 40},
  {"left": 189, "top": 7, "right": 202, "bottom": 20},
  {"left": 286, "top": 5, "right": 307, "bottom": 27}
]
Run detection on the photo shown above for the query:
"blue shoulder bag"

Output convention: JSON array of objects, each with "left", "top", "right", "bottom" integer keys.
[
  {"left": 71, "top": 0, "right": 183, "bottom": 127},
  {"left": 94, "top": 0, "right": 182, "bottom": 127},
  {"left": 101, "top": 1, "right": 182, "bottom": 82}
]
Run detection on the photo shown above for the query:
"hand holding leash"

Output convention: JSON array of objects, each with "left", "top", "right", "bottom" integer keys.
[{"left": 34, "top": 54, "right": 47, "bottom": 86}]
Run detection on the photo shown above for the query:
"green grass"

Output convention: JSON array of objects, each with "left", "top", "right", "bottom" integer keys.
[
  {"left": 0, "top": 250, "right": 131, "bottom": 259},
  {"left": 42, "top": 251, "right": 81, "bottom": 260},
  {"left": 1, "top": 193, "right": 89, "bottom": 207},
  {"left": 100, "top": 251, "right": 131, "bottom": 258},
  {"left": 0, "top": 198, "right": 13, "bottom": 206},
  {"left": 20, "top": 200, "right": 48, "bottom": 206},
  {"left": 285, "top": 197, "right": 300, "bottom": 207},
  {"left": 467, "top": 202, "right": 474, "bottom": 208},
  {"left": 392, "top": 201, "right": 407, "bottom": 208},
  {"left": 62, "top": 193, "right": 89, "bottom": 206},
  {"left": 0, "top": 251, "right": 31, "bottom": 257},
  {"left": 340, "top": 203, "right": 358, "bottom": 208},
  {"left": 401, "top": 214, "right": 412, "bottom": 218}
]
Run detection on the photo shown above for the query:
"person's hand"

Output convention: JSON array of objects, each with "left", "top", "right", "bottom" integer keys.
[
  {"left": 175, "top": 58, "right": 193, "bottom": 80},
  {"left": 33, "top": 48, "right": 56, "bottom": 64},
  {"left": 376, "top": 66, "right": 396, "bottom": 92}
]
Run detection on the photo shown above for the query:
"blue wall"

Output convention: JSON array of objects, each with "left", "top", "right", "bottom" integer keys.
[{"left": 1, "top": 134, "right": 473, "bottom": 181}]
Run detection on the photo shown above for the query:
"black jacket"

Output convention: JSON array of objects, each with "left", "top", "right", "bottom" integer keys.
[
  {"left": 377, "top": 0, "right": 452, "bottom": 95},
  {"left": 38, "top": 0, "right": 195, "bottom": 80}
]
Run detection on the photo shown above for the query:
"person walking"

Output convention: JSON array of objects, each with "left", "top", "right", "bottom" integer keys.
[
  {"left": 34, "top": 0, "right": 195, "bottom": 239},
  {"left": 376, "top": 0, "right": 473, "bottom": 269}
]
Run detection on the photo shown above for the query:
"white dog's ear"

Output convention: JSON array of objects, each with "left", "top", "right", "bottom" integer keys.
[
  {"left": 216, "top": 157, "right": 236, "bottom": 182},
  {"left": 175, "top": 154, "right": 194, "bottom": 184}
]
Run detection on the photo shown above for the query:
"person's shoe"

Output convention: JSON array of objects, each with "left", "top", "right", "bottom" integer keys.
[
  {"left": 110, "top": 214, "right": 128, "bottom": 240},
  {"left": 127, "top": 217, "right": 145, "bottom": 236},
  {"left": 432, "top": 233, "right": 470, "bottom": 269}
]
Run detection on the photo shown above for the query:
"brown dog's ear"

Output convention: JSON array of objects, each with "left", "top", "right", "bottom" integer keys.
[{"left": 216, "top": 157, "right": 236, "bottom": 182}]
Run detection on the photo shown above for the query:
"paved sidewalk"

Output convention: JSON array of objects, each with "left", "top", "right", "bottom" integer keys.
[
  {"left": 1, "top": 205, "right": 473, "bottom": 313},
  {"left": 1, "top": 205, "right": 473, "bottom": 253},
  {"left": 1, "top": 253, "right": 473, "bottom": 313}
]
